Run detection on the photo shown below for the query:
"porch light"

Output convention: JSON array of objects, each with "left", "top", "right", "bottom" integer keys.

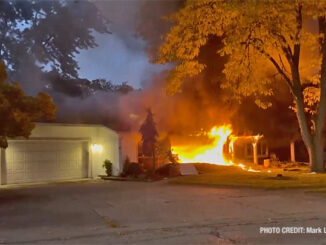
[{"left": 91, "top": 144, "right": 103, "bottom": 153}]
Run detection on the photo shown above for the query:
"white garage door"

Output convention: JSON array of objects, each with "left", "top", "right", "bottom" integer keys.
[{"left": 5, "top": 140, "right": 88, "bottom": 184}]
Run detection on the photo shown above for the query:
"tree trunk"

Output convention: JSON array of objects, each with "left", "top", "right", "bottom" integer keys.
[
  {"left": 294, "top": 94, "right": 325, "bottom": 172},
  {"left": 310, "top": 17, "right": 326, "bottom": 173},
  {"left": 309, "top": 136, "right": 325, "bottom": 172},
  {"left": 293, "top": 95, "right": 317, "bottom": 169},
  {"left": 293, "top": 93, "right": 325, "bottom": 172}
]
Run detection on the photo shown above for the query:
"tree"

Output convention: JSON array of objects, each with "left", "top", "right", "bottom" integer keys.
[
  {"left": 45, "top": 71, "right": 134, "bottom": 98},
  {"left": 157, "top": 135, "right": 176, "bottom": 164},
  {"left": 158, "top": 0, "right": 326, "bottom": 172},
  {"left": 139, "top": 109, "right": 158, "bottom": 170},
  {"left": 0, "top": 62, "right": 56, "bottom": 148},
  {"left": 0, "top": 0, "right": 109, "bottom": 80}
]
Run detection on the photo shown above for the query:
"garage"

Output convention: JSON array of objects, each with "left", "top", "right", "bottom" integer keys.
[
  {"left": 5, "top": 140, "right": 88, "bottom": 184},
  {"left": 0, "top": 123, "right": 121, "bottom": 185}
]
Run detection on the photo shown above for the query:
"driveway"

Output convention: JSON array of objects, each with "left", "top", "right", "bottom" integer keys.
[{"left": 1, "top": 180, "right": 326, "bottom": 244}]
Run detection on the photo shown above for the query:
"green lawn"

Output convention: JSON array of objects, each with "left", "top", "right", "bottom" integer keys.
[{"left": 169, "top": 163, "right": 326, "bottom": 189}]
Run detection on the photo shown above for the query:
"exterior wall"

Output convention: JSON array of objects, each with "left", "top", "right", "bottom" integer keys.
[
  {"left": 119, "top": 132, "right": 140, "bottom": 165},
  {"left": 94, "top": 127, "right": 120, "bottom": 176},
  {"left": 0, "top": 123, "right": 120, "bottom": 185}
]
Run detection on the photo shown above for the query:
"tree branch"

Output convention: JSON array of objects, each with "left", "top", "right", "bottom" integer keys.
[
  {"left": 258, "top": 48, "right": 294, "bottom": 92},
  {"left": 292, "top": 3, "right": 302, "bottom": 67},
  {"left": 272, "top": 32, "right": 293, "bottom": 63},
  {"left": 278, "top": 54, "right": 290, "bottom": 76},
  {"left": 243, "top": 36, "right": 294, "bottom": 92}
]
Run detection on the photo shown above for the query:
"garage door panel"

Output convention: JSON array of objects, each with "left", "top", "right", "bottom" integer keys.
[
  {"left": 13, "top": 152, "right": 25, "bottom": 162},
  {"left": 6, "top": 141, "right": 88, "bottom": 184}
]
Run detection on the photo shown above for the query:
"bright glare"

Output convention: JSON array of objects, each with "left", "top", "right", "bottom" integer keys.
[
  {"left": 91, "top": 144, "right": 103, "bottom": 153},
  {"left": 248, "top": 167, "right": 260, "bottom": 172},
  {"left": 172, "top": 126, "right": 232, "bottom": 165}
]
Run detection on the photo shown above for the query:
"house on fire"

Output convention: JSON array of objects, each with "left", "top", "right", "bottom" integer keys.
[
  {"left": 228, "top": 135, "right": 269, "bottom": 164},
  {"left": 227, "top": 135, "right": 306, "bottom": 165}
]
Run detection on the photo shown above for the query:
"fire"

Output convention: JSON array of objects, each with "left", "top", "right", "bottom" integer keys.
[{"left": 172, "top": 125, "right": 232, "bottom": 165}]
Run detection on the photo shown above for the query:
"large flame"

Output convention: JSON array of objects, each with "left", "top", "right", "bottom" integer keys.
[{"left": 172, "top": 125, "right": 232, "bottom": 165}]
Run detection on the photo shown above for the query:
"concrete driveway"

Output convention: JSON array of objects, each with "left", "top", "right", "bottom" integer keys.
[{"left": 1, "top": 180, "right": 326, "bottom": 244}]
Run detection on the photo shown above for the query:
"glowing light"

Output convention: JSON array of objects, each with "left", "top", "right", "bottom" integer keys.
[
  {"left": 254, "top": 135, "right": 263, "bottom": 142},
  {"left": 172, "top": 125, "right": 232, "bottom": 165},
  {"left": 248, "top": 167, "right": 260, "bottom": 172},
  {"left": 171, "top": 126, "right": 264, "bottom": 174},
  {"left": 91, "top": 144, "right": 103, "bottom": 153},
  {"left": 237, "top": 163, "right": 246, "bottom": 170}
]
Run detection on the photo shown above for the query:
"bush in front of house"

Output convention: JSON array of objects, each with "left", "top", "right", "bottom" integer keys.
[
  {"left": 155, "top": 163, "right": 180, "bottom": 178},
  {"left": 102, "top": 159, "right": 113, "bottom": 176},
  {"left": 121, "top": 157, "right": 143, "bottom": 177}
]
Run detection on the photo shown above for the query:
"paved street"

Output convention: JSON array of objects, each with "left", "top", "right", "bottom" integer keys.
[{"left": 1, "top": 180, "right": 326, "bottom": 244}]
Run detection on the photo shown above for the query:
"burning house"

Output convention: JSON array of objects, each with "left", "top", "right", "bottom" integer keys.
[
  {"left": 171, "top": 125, "right": 268, "bottom": 166},
  {"left": 121, "top": 125, "right": 269, "bottom": 170},
  {"left": 229, "top": 135, "right": 269, "bottom": 165}
]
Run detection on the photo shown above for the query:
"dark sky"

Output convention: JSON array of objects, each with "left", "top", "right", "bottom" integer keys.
[{"left": 76, "top": 0, "right": 168, "bottom": 88}]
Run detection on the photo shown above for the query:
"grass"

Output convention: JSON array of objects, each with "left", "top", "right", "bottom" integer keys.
[{"left": 169, "top": 163, "right": 326, "bottom": 190}]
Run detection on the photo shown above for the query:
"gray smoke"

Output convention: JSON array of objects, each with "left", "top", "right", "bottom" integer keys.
[{"left": 16, "top": 0, "right": 235, "bottom": 135}]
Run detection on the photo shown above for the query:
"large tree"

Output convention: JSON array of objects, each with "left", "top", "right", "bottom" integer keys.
[
  {"left": 139, "top": 109, "right": 158, "bottom": 170},
  {"left": 0, "top": 62, "right": 56, "bottom": 148},
  {"left": 0, "top": 0, "right": 109, "bottom": 80},
  {"left": 158, "top": 0, "right": 326, "bottom": 172}
]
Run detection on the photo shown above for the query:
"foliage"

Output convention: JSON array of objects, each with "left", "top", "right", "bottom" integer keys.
[
  {"left": 0, "top": 0, "right": 109, "bottom": 80},
  {"left": 125, "top": 156, "right": 131, "bottom": 166},
  {"left": 231, "top": 94, "right": 299, "bottom": 144},
  {"left": 139, "top": 109, "right": 158, "bottom": 156},
  {"left": 102, "top": 159, "right": 113, "bottom": 176},
  {"left": 46, "top": 71, "right": 134, "bottom": 98},
  {"left": 158, "top": 0, "right": 326, "bottom": 172},
  {"left": 156, "top": 136, "right": 178, "bottom": 164},
  {"left": 122, "top": 160, "right": 142, "bottom": 178},
  {"left": 155, "top": 163, "right": 180, "bottom": 178},
  {"left": 0, "top": 62, "right": 56, "bottom": 148}
]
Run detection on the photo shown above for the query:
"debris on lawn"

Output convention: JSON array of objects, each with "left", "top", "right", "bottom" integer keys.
[
  {"left": 180, "top": 164, "right": 199, "bottom": 176},
  {"left": 155, "top": 163, "right": 181, "bottom": 178},
  {"left": 268, "top": 174, "right": 294, "bottom": 180}
]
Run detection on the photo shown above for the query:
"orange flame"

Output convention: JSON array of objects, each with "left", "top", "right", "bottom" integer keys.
[{"left": 172, "top": 125, "right": 232, "bottom": 165}]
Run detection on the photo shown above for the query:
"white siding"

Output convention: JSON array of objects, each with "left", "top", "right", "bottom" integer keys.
[{"left": 0, "top": 123, "right": 120, "bottom": 185}]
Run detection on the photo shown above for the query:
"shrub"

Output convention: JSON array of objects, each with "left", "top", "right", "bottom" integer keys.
[
  {"left": 155, "top": 163, "right": 180, "bottom": 178},
  {"left": 102, "top": 159, "right": 113, "bottom": 176},
  {"left": 122, "top": 157, "right": 142, "bottom": 177}
]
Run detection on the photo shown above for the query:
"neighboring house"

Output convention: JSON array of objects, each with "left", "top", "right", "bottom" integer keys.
[{"left": 0, "top": 123, "right": 120, "bottom": 185}]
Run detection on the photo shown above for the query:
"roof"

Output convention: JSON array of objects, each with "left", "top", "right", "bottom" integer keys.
[{"left": 34, "top": 122, "right": 117, "bottom": 134}]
